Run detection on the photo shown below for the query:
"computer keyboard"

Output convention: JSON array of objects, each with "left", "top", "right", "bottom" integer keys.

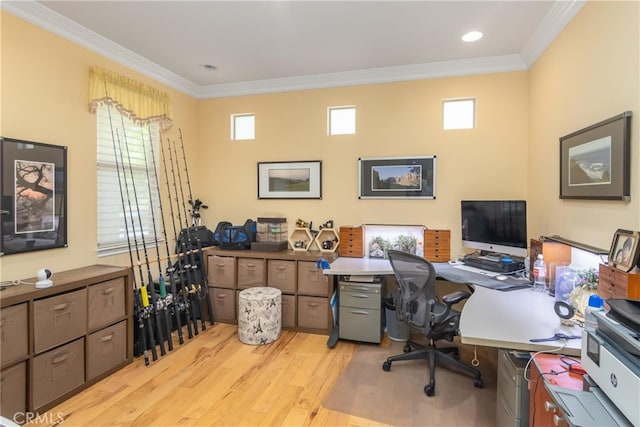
[{"left": 453, "top": 264, "right": 501, "bottom": 277}]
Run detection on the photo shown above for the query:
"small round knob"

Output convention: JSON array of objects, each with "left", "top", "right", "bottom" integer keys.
[
  {"left": 544, "top": 401, "right": 558, "bottom": 412},
  {"left": 553, "top": 414, "right": 566, "bottom": 426}
]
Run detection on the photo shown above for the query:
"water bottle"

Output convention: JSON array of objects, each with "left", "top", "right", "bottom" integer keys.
[
  {"left": 532, "top": 254, "right": 547, "bottom": 293},
  {"left": 585, "top": 294, "right": 604, "bottom": 332}
]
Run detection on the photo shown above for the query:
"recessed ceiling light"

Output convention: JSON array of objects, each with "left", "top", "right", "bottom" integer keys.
[
  {"left": 199, "top": 64, "right": 218, "bottom": 71},
  {"left": 462, "top": 31, "right": 483, "bottom": 42}
]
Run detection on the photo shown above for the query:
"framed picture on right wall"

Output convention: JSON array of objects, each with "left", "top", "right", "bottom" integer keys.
[
  {"left": 559, "top": 111, "right": 632, "bottom": 200},
  {"left": 608, "top": 228, "right": 640, "bottom": 272}
]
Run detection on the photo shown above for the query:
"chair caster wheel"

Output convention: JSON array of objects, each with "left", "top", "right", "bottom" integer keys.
[
  {"left": 474, "top": 378, "right": 483, "bottom": 388},
  {"left": 453, "top": 351, "right": 460, "bottom": 361},
  {"left": 424, "top": 384, "right": 435, "bottom": 396},
  {"left": 403, "top": 344, "right": 412, "bottom": 353},
  {"left": 382, "top": 361, "right": 391, "bottom": 372}
]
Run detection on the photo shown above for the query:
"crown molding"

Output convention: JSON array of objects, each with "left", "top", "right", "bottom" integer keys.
[
  {"left": 2, "top": 0, "right": 580, "bottom": 99},
  {"left": 520, "top": 0, "right": 586, "bottom": 67}
]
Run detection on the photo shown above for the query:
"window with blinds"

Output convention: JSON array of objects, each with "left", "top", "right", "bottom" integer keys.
[{"left": 96, "top": 104, "right": 161, "bottom": 256}]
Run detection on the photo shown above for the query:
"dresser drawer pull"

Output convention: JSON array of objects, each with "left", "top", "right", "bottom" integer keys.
[
  {"left": 216, "top": 294, "right": 227, "bottom": 300},
  {"left": 52, "top": 353, "right": 70, "bottom": 365},
  {"left": 245, "top": 263, "right": 257, "bottom": 268},
  {"left": 100, "top": 334, "right": 114, "bottom": 343},
  {"left": 306, "top": 302, "right": 319, "bottom": 308},
  {"left": 102, "top": 287, "right": 114, "bottom": 295},
  {"left": 52, "top": 303, "right": 70, "bottom": 311},
  {"left": 276, "top": 265, "right": 288, "bottom": 271}
]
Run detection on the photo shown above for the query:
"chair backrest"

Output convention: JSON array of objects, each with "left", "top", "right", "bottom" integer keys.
[{"left": 387, "top": 250, "right": 436, "bottom": 331}]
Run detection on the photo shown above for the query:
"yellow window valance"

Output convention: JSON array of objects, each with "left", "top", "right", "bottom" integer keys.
[{"left": 89, "top": 67, "right": 173, "bottom": 131}]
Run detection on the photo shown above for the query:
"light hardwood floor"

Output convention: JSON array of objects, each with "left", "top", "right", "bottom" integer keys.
[{"left": 28, "top": 323, "right": 493, "bottom": 427}]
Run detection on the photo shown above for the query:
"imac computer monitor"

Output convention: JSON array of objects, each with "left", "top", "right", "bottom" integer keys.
[{"left": 461, "top": 200, "right": 528, "bottom": 258}]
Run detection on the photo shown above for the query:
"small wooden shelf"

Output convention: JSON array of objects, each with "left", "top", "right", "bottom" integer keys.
[
  {"left": 315, "top": 228, "right": 340, "bottom": 253},
  {"left": 288, "top": 227, "right": 313, "bottom": 251}
]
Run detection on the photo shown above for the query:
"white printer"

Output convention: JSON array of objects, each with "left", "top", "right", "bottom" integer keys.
[{"left": 546, "top": 298, "right": 639, "bottom": 426}]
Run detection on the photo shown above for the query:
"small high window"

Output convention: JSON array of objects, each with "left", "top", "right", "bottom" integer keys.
[
  {"left": 231, "top": 113, "right": 255, "bottom": 140},
  {"left": 443, "top": 99, "right": 475, "bottom": 130},
  {"left": 328, "top": 106, "right": 356, "bottom": 135}
]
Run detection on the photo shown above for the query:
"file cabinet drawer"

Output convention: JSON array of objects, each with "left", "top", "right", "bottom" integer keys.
[
  {"left": 297, "top": 261, "right": 330, "bottom": 296},
  {"left": 268, "top": 260, "right": 296, "bottom": 293},
  {"left": 34, "top": 289, "right": 87, "bottom": 353},
  {"left": 87, "top": 321, "right": 127, "bottom": 380},
  {"left": 32, "top": 338, "right": 85, "bottom": 410},
  {"left": 339, "top": 307, "right": 382, "bottom": 343},
  {"left": 0, "top": 303, "right": 28, "bottom": 366},
  {"left": 297, "top": 296, "right": 328, "bottom": 330},
  {"left": 0, "top": 361, "right": 27, "bottom": 418},
  {"left": 237, "top": 258, "right": 266, "bottom": 288},
  {"left": 208, "top": 255, "right": 236, "bottom": 288},
  {"left": 88, "top": 277, "right": 126, "bottom": 330},
  {"left": 212, "top": 288, "right": 236, "bottom": 322}
]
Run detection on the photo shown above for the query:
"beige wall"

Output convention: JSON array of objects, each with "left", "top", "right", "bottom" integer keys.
[
  {"left": 528, "top": 0, "right": 639, "bottom": 250},
  {"left": 196, "top": 73, "right": 529, "bottom": 256},
  {"left": 1, "top": 1, "right": 638, "bottom": 281},
  {"left": 0, "top": 12, "right": 199, "bottom": 279}
]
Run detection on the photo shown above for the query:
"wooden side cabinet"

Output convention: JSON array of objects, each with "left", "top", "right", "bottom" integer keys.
[
  {"left": 423, "top": 229, "right": 450, "bottom": 262},
  {"left": 0, "top": 265, "right": 133, "bottom": 419},
  {"left": 598, "top": 263, "right": 640, "bottom": 300}
]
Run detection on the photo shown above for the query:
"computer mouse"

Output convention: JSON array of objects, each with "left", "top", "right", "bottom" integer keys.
[{"left": 495, "top": 275, "right": 508, "bottom": 281}]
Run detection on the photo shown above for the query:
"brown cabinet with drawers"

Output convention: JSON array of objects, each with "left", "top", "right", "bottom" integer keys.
[
  {"left": 206, "top": 248, "right": 337, "bottom": 334},
  {"left": 423, "top": 229, "right": 451, "bottom": 262},
  {"left": 598, "top": 263, "right": 640, "bottom": 301},
  {"left": 339, "top": 226, "right": 364, "bottom": 257},
  {"left": 0, "top": 265, "right": 132, "bottom": 418}
]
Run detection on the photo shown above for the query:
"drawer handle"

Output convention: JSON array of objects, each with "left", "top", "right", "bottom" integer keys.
[
  {"left": 246, "top": 263, "right": 256, "bottom": 268},
  {"left": 307, "top": 302, "right": 319, "bottom": 307},
  {"left": 100, "top": 334, "right": 114, "bottom": 342},
  {"left": 350, "top": 294, "right": 370, "bottom": 299},
  {"left": 348, "top": 287, "right": 370, "bottom": 292},
  {"left": 53, "top": 303, "right": 70, "bottom": 311},
  {"left": 276, "top": 266, "right": 287, "bottom": 271},
  {"left": 216, "top": 294, "right": 226, "bottom": 299},
  {"left": 349, "top": 310, "right": 370, "bottom": 315},
  {"left": 102, "top": 287, "right": 114, "bottom": 294},
  {"left": 215, "top": 263, "right": 227, "bottom": 268},
  {"left": 52, "top": 353, "right": 70, "bottom": 364}
]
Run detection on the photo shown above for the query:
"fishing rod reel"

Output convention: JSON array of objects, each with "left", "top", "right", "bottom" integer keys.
[{"left": 189, "top": 198, "right": 208, "bottom": 226}]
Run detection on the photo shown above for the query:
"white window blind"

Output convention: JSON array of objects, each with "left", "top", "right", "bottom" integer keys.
[{"left": 96, "top": 104, "right": 161, "bottom": 256}]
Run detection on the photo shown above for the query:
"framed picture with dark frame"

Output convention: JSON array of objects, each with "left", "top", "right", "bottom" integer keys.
[
  {"left": 257, "top": 160, "right": 322, "bottom": 199},
  {"left": 1, "top": 137, "right": 68, "bottom": 256},
  {"left": 358, "top": 156, "right": 436, "bottom": 199},
  {"left": 608, "top": 228, "right": 640, "bottom": 272},
  {"left": 559, "top": 111, "right": 632, "bottom": 200}
]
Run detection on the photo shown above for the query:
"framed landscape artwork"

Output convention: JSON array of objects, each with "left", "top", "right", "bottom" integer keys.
[
  {"left": 358, "top": 156, "right": 436, "bottom": 199},
  {"left": 1, "top": 137, "right": 68, "bottom": 255},
  {"left": 257, "top": 160, "right": 322, "bottom": 199},
  {"left": 559, "top": 111, "right": 632, "bottom": 200}
]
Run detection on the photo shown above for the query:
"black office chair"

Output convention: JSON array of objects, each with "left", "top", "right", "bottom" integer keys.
[{"left": 382, "top": 250, "right": 483, "bottom": 396}]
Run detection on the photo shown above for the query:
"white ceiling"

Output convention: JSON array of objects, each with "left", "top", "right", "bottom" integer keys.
[{"left": 3, "top": 1, "right": 584, "bottom": 99}]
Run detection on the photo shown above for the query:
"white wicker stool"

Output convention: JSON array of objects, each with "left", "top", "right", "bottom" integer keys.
[{"left": 237, "top": 287, "right": 282, "bottom": 345}]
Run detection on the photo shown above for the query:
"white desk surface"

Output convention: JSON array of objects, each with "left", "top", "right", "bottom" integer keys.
[{"left": 324, "top": 256, "right": 583, "bottom": 356}]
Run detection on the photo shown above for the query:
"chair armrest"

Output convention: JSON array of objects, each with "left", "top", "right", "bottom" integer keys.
[{"left": 442, "top": 290, "right": 472, "bottom": 306}]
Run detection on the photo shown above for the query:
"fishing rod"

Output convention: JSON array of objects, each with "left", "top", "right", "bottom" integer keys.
[
  {"left": 178, "top": 129, "right": 215, "bottom": 326},
  {"left": 161, "top": 137, "right": 195, "bottom": 339},
  {"left": 105, "top": 93, "right": 150, "bottom": 366},
  {"left": 115, "top": 130, "right": 158, "bottom": 362},
  {"left": 167, "top": 138, "right": 201, "bottom": 334},
  {"left": 119, "top": 120, "right": 166, "bottom": 357},
  {"left": 141, "top": 128, "right": 174, "bottom": 351},
  {"left": 171, "top": 137, "right": 206, "bottom": 331}
]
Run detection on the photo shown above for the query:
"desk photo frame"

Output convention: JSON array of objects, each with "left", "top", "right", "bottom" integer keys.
[
  {"left": 608, "top": 228, "right": 640, "bottom": 272},
  {"left": 1, "top": 137, "right": 68, "bottom": 256},
  {"left": 559, "top": 111, "right": 632, "bottom": 200}
]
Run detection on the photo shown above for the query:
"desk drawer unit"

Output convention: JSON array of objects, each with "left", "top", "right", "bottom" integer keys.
[
  {"left": 339, "top": 226, "right": 364, "bottom": 258},
  {"left": 598, "top": 263, "right": 640, "bottom": 301},
  {"left": 207, "top": 255, "right": 236, "bottom": 288},
  {"left": 423, "top": 229, "right": 451, "bottom": 262},
  {"left": 339, "top": 281, "right": 383, "bottom": 343},
  {"left": 237, "top": 258, "right": 266, "bottom": 289},
  {"left": 0, "top": 303, "right": 28, "bottom": 367},
  {"left": 496, "top": 349, "right": 529, "bottom": 427}
]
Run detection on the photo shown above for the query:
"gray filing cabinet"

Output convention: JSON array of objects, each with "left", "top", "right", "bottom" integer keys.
[
  {"left": 338, "top": 278, "right": 383, "bottom": 343},
  {"left": 496, "top": 349, "right": 530, "bottom": 427}
]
